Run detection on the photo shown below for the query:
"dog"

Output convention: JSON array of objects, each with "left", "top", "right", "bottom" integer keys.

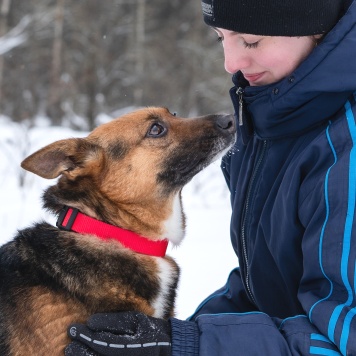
[{"left": 0, "top": 107, "right": 236, "bottom": 355}]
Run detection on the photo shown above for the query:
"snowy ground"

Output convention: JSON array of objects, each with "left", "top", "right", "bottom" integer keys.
[{"left": 0, "top": 116, "right": 238, "bottom": 319}]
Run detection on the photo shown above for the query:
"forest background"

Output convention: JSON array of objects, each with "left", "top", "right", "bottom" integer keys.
[{"left": 0, "top": 0, "right": 233, "bottom": 129}]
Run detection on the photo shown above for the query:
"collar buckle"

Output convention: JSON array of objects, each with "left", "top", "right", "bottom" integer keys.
[{"left": 56, "top": 207, "right": 79, "bottom": 231}]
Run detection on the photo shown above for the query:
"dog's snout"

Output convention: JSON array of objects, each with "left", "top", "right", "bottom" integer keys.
[{"left": 215, "top": 115, "right": 236, "bottom": 134}]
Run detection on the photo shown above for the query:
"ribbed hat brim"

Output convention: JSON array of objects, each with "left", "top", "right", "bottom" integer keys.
[{"left": 201, "top": 0, "right": 344, "bottom": 36}]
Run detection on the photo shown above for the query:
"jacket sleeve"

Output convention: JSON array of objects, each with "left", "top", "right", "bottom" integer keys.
[
  {"left": 171, "top": 268, "right": 294, "bottom": 356},
  {"left": 171, "top": 286, "right": 342, "bottom": 356},
  {"left": 294, "top": 111, "right": 356, "bottom": 355},
  {"left": 170, "top": 270, "right": 342, "bottom": 355},
  {"left": 170, "top": 269, "right": 306, "bottom": 355},
  {"left": 171, "top": 313, "right": 334, "bottom": 356}
]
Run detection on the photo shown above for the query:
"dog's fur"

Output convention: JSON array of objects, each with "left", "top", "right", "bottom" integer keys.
[{"left": 0, "top": 107, "right": 235, "bottom": 355}]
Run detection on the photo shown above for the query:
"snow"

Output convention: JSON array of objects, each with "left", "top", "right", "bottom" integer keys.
[{"left": 0, "top": 119, "right": 238, "bottom": 319}]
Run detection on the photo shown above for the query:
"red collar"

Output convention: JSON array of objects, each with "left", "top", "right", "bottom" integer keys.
[{"left": 56, "top": 207, "right": 168, "bottom": 257}]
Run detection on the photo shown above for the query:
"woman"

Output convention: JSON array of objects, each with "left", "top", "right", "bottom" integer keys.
[{"left": 66, "top": 0, "right": 356, "bottom": 354}]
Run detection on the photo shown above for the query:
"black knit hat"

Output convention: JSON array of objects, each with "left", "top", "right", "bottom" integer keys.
[{"left": 201, "top": 0, "right": 346, "bottom": 36}]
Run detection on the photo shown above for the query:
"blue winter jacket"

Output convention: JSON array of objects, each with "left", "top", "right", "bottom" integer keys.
[{"left": 171, "top": 1, "right": 356, "bottom": 355}]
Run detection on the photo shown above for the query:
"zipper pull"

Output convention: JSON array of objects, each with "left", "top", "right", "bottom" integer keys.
[
  {"left": 236, "top": 87, "right": 244, "bottom": 126},
  {"left": 235, "top": 86, "right": 252, "bottom": 145}
]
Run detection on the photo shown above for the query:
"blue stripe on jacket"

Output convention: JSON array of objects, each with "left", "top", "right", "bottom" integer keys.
[
  {"left": 323, "top": 98, "right": 356, "bottom": 354},
  {"left": 338, "top": 98, "right": 356, "bottom": 354},
  {"left": 308, "top": 121, "right": 337, "bottom": 323}
]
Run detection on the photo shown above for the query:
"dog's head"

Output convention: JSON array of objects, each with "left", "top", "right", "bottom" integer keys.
[{"left": 21, "top": 107, "right": 236, "bottom": 243}]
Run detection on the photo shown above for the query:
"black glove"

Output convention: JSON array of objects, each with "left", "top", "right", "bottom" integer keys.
[{"left": 65, "top": 311, "right": 172, "bottom": 356}]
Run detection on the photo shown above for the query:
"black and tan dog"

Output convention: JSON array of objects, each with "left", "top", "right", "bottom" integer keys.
[{"left": 0, "top": 107, "right": 235, "bottom": 355}]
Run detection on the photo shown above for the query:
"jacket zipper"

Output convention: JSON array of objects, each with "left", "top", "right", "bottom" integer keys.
[
  {"left": 241, "top": 139, "right": 268, "bottom": 305},
  {"left": 234, "top": 87, "right": 252, "bottom": 145},
  {"left": 235, "top": 85, "right": 267, "bottom": 303},
  {"left": 236, "top": 87, "right": 244, "bottom": 126}
]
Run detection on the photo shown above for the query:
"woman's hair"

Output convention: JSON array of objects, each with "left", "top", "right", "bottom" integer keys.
[{"left": 201, "top": 0, "right": 351, "bottom": 36}]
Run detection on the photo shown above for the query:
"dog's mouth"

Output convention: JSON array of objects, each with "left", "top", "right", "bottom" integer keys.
[{"left": 157, "top": 132, "right": 235, "bottom": 191}]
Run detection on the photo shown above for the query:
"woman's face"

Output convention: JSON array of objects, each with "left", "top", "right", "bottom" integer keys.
[{"left": 214, "top": 27, "right": 319, "bottom": 86}]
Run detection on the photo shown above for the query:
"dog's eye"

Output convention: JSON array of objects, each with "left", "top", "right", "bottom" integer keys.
[{"left": 147, "top": 123, "right": 166, "bottom": 137}]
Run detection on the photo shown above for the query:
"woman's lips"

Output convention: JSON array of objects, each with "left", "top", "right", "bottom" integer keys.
[{"left": 243, "top": 72, "right": 265, "bottom": 83}]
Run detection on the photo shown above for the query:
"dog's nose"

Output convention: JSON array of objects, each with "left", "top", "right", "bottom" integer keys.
[{"left": 215, "top": 114, "right": 236, "bottom": 134}]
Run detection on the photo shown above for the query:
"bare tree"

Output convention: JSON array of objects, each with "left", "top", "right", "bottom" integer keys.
[
  {"left": 0, "top": 0, "right": 11, "bottom": 103},
  {"left": 47, "top": 0, "right": 65, "bottom": 123},
  {"left": 133, "top": 0, "right": 145, "bottom": 106}
]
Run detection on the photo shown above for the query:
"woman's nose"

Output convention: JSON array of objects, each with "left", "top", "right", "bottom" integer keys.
[{"left": 223, "top": 44, "right": 251, "bottom": 74}]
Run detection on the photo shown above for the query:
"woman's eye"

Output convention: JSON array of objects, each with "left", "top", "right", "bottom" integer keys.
[
  {"left": 147, "top": 123, "right": 166, "bottom": 137},
  {"left": 243, "top": 41, "right": 259, "bottom": 49}
]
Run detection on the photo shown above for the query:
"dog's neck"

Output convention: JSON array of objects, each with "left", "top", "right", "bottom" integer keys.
[
  {"left": 56, "top": 207, "right": 169, "bottom": 257},
  {"left": 161, "top": 193, "right": 185, "bottom": 246},
  {"left": 44, "top": 186, "right": 186, "bottom": 247}
]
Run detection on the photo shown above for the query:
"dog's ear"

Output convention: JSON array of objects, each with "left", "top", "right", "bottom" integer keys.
[{"left": 21, "top": 138, "right": 104, "bottom": 179}]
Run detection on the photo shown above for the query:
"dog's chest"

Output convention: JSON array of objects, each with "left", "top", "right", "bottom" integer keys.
[{"left": 152, "top": 257, "right": 180, "bottom": 318}]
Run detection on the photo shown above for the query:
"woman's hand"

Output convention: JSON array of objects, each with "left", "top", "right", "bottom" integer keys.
[{"left": 65, "top": 311, "right": 172, "bottom": 356}]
